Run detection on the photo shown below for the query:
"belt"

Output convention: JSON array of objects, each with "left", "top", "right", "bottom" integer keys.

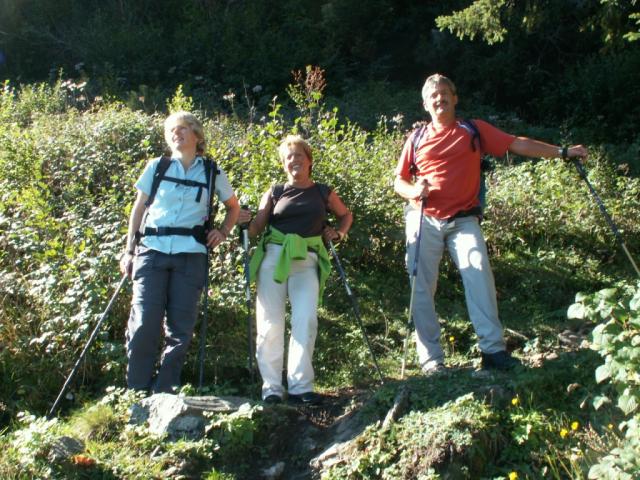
[
  {"left": 142, "top": 225, "right": 207, "bottom": 245},
  {"left": 447, "top": 206, "right": 482, "bottom": 223}
]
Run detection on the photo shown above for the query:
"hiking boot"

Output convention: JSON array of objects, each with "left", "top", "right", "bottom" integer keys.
[
  {"left": 481, "top": 351, "right": 521, "bottom": 370},
  {"left": 263, "top": 394, "right": 282, "bottom": 405},
  {"left": 421, "top": 363, "right": 448, "bottom": 376},
  {"left": 287, "top": 391, "right": 323, "bottom": 406}
]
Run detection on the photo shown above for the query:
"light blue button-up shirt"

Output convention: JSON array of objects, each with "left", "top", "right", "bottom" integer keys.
[{"left": 135, "top": 156, "right": 234, "bottom": 254}]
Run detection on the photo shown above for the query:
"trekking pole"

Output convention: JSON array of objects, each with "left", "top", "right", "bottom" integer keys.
[
  {"left": 49, "top": 273, "right": 128, "bottom": 418},
  {"left": 400, "top": 197, "right": 427, "bottom": 379},
  {"left": 572, "top": 159, "right": 640, "bottom": 279},
  {"left": 197, "top": 161, "right": 217, "bottom": 390},
  {"left": 327, "top": 239, "right": 384, "bottom": 384},
  {"left": 239, "top": 206, "right": 256, "bottom": 389}
]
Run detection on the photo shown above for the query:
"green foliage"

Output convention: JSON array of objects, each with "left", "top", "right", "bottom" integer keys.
[
  {"left": 626, "top": 13, "right": 640, "bottom": 42},
  {"left": 0, "top": 89, "right": 164, "bottom": 418},
  {"left": 166, "top": 84, "right": 195, "bottom": 114},
  {"left": 436, "top": 0, "right": 508, "bottom": 45},
  {"left": 205, "top": 405, "right": 264, "bottom": 464},
  {"left": 569, "top": 283, "right": 640, "bottom": 416},
  {"left": 568, "top": 282, "right": 640, "bottom": 478},
  {"left": 0, "top": 387, "right": 275, "bottom": 479},
  {"left": 325, "top": 393, "right": 498, "bottom": 479}
]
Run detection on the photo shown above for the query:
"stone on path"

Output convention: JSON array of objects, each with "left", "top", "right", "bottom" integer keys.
[{"left": 129, "top": 393, "right": 252, "bottom": 440}]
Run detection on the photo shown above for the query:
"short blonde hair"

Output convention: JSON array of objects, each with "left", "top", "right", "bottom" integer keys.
[
  {"left": 278, "top": 135, "right": 313, "bottom": 163},
  {"left": 421, "top": 74, "right": 457, "bottom": 103},
  {"left": 164, "top": 111, "right": 206, "bottom": 154}
]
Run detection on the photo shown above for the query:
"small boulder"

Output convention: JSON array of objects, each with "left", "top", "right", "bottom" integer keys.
[
  {"left": 129, "top": 393, "right": 252, "bottom": 441},
  {"left": 48, "top": 436, "right": 85, "bottom": 463}
]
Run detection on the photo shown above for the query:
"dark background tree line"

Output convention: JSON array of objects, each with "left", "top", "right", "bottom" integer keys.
[{"left": 1, "top": 0, "right": 639, "bottom": 145}]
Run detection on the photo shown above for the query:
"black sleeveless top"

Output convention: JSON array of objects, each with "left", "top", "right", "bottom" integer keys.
[{"left": 270, "top": 183, "right": 330, "bottom": 237}]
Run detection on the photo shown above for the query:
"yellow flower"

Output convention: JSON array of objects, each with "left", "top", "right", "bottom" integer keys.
[
  {"left": 448, "top": 336, "right": 455, "bottom": 342},
  {"left": 571, "top": 421, "right": 580, "bottom": 431},
  {"left": 560, "top": 428, "right": 569, "bottom": 438},
  {"left": 511, "top": 397, "right": 520, "bottom": 406},
  {"left": 608, "top": 423, "right": 614, "bottom": 430},
  {"left": 509, "top": 472, "right": 518, "bottom": 480}
]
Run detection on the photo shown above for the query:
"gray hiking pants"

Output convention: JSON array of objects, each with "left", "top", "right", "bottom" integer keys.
[
  {"left": 126, "top": 248, "right": 207, "bottom": 393},
  {"left": 405, "top": 206, "right": 506, "bottom": 370}
]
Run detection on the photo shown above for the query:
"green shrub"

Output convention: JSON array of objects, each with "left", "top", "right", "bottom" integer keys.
[{"left": 568, "top": 282, "right": 640, "bottom": 478}]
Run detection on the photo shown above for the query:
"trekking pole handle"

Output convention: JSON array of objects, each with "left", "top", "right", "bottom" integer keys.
[{"left": 238, "top": 203, "right": 251, "bottom": 235}]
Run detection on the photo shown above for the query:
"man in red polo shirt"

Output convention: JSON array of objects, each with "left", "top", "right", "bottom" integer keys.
[{"left": 394, "top": 73, "right": 588, "bottom": 373}]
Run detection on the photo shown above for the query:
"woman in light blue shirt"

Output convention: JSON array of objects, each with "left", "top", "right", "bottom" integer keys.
[{"left": 120, "top": 111, "right": 240, "bottom": 393}]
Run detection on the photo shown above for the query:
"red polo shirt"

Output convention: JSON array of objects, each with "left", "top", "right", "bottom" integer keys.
[{"left": 395, "top": 119, "right": 515, "bottom": 219}]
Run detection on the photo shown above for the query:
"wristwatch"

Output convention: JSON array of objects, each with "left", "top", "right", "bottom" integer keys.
[{"left": 558, "top": 146, "right": 568, "bottom": 159}]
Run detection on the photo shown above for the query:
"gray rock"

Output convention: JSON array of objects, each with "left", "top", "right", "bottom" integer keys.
[
  {"left": 48, "top": 436, "right": 85, "bottom": 462},
  {"left": 128, "top": 393, "right": 253, "bottom": 441}
]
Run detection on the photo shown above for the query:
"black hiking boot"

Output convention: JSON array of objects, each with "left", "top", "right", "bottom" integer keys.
[
  {"left": 481, "top": 351, "right": 521, "bottom": 370},
  {"left": 287, "top": 392, "right": 323, "bottom": 406},
  {"left": 263, "top": 395, "right": 282, "bottom": 405}
]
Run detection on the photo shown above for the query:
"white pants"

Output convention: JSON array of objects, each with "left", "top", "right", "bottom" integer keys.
[
  {"left": 405, "top": 206, "right": 506, "bottom": 370},
  {"left": 256, "top": 243, "right": 319, "bottom": 399}
]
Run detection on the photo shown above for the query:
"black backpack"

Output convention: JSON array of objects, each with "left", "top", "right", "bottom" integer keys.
[{"left": 140, "top": 156, "right": 219, "bottom": 245}]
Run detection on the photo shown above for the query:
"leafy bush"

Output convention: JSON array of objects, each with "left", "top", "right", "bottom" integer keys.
[{"left": 568, "top": 282, "right": 640, "bottom": 478}]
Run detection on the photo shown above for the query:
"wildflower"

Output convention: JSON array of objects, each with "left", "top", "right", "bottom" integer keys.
[
  {"left": 560, "top": 428, "right": 569, "bottom": 439},
  {"left": 449, "top": 336, "right": 455, "bottom": 342},
  {"left": 571, "top": 421, "right": 580, "bottom": 431},
  {"left": 223, "top": 91, "right": 236, "bottom": 102},
  {"left": 511, "top": 397, "right": 520, "bottom": 406},
  {"left": 391, "top": 113, "right": 404, "bottom": 125},
  {"left": 608, "top": 423, "right": 614, "bottom": 430},
  {"left": 509, "top": 472, "right": 518, "bottom": 480}
]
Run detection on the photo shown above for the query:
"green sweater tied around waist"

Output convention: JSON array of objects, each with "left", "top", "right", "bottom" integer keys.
[{"left": 249, "top": 226, "right": 331, "bottom": 304}]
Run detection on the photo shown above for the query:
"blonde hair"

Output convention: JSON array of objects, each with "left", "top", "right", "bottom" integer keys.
[
  {"left": 421, "top": 74, "right": 457, "bottom": 103},
  {"left": 278, "top": 135, "right": 313, "bottom": 163},
  {"left": 164, "top": 111, "right": 206, "bottom": 154}
]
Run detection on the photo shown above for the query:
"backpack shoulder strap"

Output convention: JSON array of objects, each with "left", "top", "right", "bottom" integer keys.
[
  {"left": 204, "top": 157, "right": 220, "bottom": 190},
  {"left": 315, "top": 183, "right": 331, "bottom": 209},
  {"left": 408, "top": 124, "right": 428, "bottom": 178},
  {"left": 205, "top": 157, "right": 220, "bottom": 224},
  {"left": 271, "top": 183, "right": 286, "bottom": 207},
  {"left": 268, "top": 183, "right": 286, "bottom": 222},
  {"left": 145, "top": 156, "right": 172, "bottom": 207},
  {"left": 459, "top": 118, "right": 482, "bottom": 152}
]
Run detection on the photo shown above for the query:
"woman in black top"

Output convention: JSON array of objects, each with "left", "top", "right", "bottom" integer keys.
[{"left": 238, "top": 135, "right": 352, "bottom": 404}]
